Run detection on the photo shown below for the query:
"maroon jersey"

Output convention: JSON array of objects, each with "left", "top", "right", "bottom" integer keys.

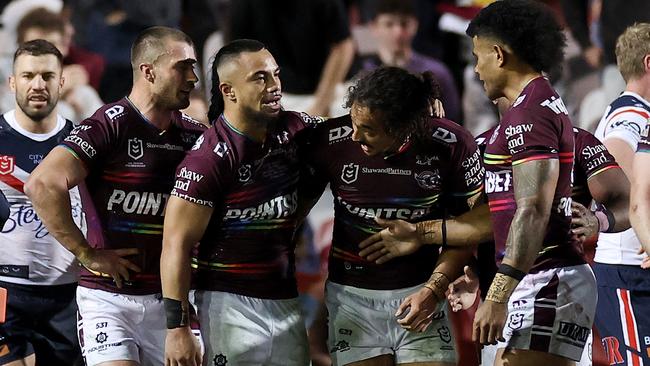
[
  {"left": 483, "top": 77, "right": 582, "bottom": 272},
  {"left": 572, "top": 127, "right": 619, "bottom": 206},
  {"left": 60, "top": 98, "right": 206, "bottom": 294},
  {"left": 171, "top": 112, "right": 320, "bottom": 299},
  {"left": 303, "top": 115, "right": 484, "bottom": 290},
  {"left": 477, "top": 126, "right": 619, "bottom": 263}
]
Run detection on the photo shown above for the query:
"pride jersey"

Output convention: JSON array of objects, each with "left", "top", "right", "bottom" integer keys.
[
  {"left": 303, "top": 115, "right": 484, "bottom": 289},
  {"left": 60, "top": 98, "right": 206, "bottom": 294},
  {"left": 477, "top": 126, "right": 618, "bottom": 262},
  {"left": 483, "top": 77, "right": 582, "bottom": 272},
  {"left": 171, "top": 112, "right": 321, "bottom": 299}
]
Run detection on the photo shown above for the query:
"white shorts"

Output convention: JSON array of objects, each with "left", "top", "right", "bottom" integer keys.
[
  {"left": 326, "top": 281, "right": 457, "bottom": 365},
  {"left": 498, "top": 264, "right": 597, "bottom": 362},
  {"left": 194, "top": 290, "right": 309, "bottom": 366},
  {"left": 76, "top": 287, "right": 203, "bottom": 366}
]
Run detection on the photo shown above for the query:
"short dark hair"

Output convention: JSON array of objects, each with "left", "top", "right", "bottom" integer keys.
[
  {"left": 131, "top": 26, "right": 194, "bottom": 67},
  {"left": 14, "top": 39, "right": 63, "bottom": 65},
  {"left": 345, "top": 67, "right": 440, "bottom": 143},
  {"left": 373, "top": 0, "right": 416, "bottom": 18},
  {"left": 16, "top": 8, "right": 65, "bottom": 45},
  {"left": 208, "top": 39, "right": 266, "bottom": 122},
  {"left": 466, "top": 0, "right": 565, "bottom": 74}
]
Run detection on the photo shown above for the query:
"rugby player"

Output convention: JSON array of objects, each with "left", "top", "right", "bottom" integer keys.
[
  {"left": 0, "top": 40, "right": 82, "bottom": 366},
  {"left": 300, "top": 66, "right": 483, "bottom": 366},
  {"left": 161, "top": 39, "right": 319, "bottom": 366},
  {"left": 606, "top": 22, "right": 650, "bottom": 366},
  {"left": 25, "top": 27, "right": 205, "bottom": 366}
]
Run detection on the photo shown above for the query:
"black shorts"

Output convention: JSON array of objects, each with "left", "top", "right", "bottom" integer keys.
[{"left": 0, "top": 281, "right": 81, "bottom": 366}]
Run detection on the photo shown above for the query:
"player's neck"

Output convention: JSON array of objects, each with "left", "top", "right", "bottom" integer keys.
[
  {"left": 13, "top": 105, "right": 58, "bottom": 134},
  {"left": 378, "top": 47, "right": 412, "bottom": 67},
  {"left": 502, "top": 69, "right": 542, "bottom": 104},
  {"left": 626, "top": 76, "right": 650, "bottom": 103},
  {"left": 223, "top": 109, "right": 268, "bottom": 143},
  {"left": 127, "top": 90, "right": 173, "bottom": 131}
]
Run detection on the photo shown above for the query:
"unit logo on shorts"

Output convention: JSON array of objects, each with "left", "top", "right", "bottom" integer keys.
[
  {"left": 508, "top": 313, "right": 525, "bottom": 330},
  {"left": 437, "top": 326, "right": 452, "bottom": 343},
  {"left": 95, "top": 332, "right": 108, "bottom": 344},
  {"left": 0, "top": 155, "right": 15, "bottom": 175},
  {"left": 330, "top": 340, "right": 351, "bottom": 353},
  {"left": 213, "top": 354, "right": 227, "bottom": 366}
]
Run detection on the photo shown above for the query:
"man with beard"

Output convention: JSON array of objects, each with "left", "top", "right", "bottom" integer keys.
[
  {"left": 0, "top": 39, "right": 82, "bottom": 366},
  {"left": 161, "top": 39, "right": 320, "bottom": 366},
  {"left": 25, "top": 27, "right": 206, "bottom": 366}
]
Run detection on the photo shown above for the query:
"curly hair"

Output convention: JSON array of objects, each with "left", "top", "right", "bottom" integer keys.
[
  {"left": 207, "top": 39, "right": 266, "bottom": 122},
  {"left": 466, "top": 0, "right": 565, "bottom": 74},
  {"left": 345, "top": 67, "right": 441, "bottom": 143}
]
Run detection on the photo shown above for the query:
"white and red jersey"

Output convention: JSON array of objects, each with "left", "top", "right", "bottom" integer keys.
[
  {"left": 0, "top": 110, "right": 83, "bottom": 285},
  {"left": 594, "top": 91, "right": 650, "bottom": 265}
]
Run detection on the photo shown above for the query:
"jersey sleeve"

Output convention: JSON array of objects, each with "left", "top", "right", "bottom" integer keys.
[
  {"left": 505, "top": 108, "right": 563, "bottom": 165},
  {"left": 60, "top": 118, "right": 113, "bottom": 167},
  {"left": 575, "top": 129, "right": 619, "bottom": 179},
  {"left": 170, "top": 132, "right": 231, "bottom": 208},
  {"left": 601, "top": 108, "right": 648, "bottom": 150}
]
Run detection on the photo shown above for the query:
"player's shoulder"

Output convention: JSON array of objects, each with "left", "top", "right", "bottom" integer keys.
[
  {"left": 84, "top": 98, "right": 132, "bottom": 126},
  {"left": 174, "top": 112, "right": 208, "bottom": 133},
  {"left": 425, "top": 117, "right": 475, "bottom": 147}
]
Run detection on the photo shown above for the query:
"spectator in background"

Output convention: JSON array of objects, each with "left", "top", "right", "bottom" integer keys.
[
  {"left": 16, "top": 7, "right": 104, "bottom": 122},
  {"left": 359, "top": 0, "right": 461, "bottom": 122},
  {"left": 228, "top": 0, "right": 355, "bottom": 117}
]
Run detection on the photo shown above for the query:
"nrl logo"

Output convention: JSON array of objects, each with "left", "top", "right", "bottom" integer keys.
[
  {"left": 340, "top": 163, "right": 359, "bottom": 184},
  {"left": 0, "top": 155, "right": 15, "bottom": 175},
  {"left": 127, "top": 138, "right": 144, "bottom": 160}
]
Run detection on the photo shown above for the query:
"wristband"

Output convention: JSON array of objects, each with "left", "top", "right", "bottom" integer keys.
[
  {"left": 594, "top": 204, "right": 616, "bottom": 233},
  {"left": 497, "top": 263, "right": 526, "bottom": 281},
  {"left": 485, "top": 273, "right": 517, "bottom": 303},
  {"left": 164, "top": 297, "right": 189, "bottom": 329},
  {"left": 423, "top": 271, "right": 450, "bottom": 300}
]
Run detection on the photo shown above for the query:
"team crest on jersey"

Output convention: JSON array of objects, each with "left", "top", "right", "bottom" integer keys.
[
  {"left": 238, "top": 164, "right": 252, "bottom": 183},
  {"left": 127, "top": 138, "right": 144, "bottom": 160},
  {"left": 508, "top": 313, "right": 525, "bottom": 330},
  {"left": 0, "top": 155, "right": 15, "bottom": 175},
  {"left": 415, "top": 170, "right": 441, "bottom": 189},
  {"left": 341, "top": 163, "right": 359, "bottom": 184}
]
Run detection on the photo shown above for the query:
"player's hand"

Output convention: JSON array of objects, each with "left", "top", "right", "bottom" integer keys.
[
  {"left": 77, "top": 247, "right": 141, "bottom": 288},
  {"left": 395, "top": 286, "right": 442, "bottom": 332},
  {"left": 165, "top": 326, "right": 202, "bottom": 366},
  {"left": 448, "top": 265, "right": 480, "bottom": 312},
  {"left": 472, "top": 300, "right": 507, "bottom": 345},
  {"left": 358, "top": 218, "right": 423, "bottom": 264},
  {"left": 571, "top": 201, "right": 598, "bottom": 243}
]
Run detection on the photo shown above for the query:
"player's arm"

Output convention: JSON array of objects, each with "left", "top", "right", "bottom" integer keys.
[
  {"left": 0, "top": 189, "right": 8, "bottom": 228},
  {"left": 473, "top": 158, "right": 558, "bottom": 345},
  {"left": 25, "top": 146, "right": 140, "bottom": 287},
  {"left": 603, "top": 137, "right": 635, "bottom": 178},
  {"left": 161, "top": 196, "right": 212, "bottom": 365},
  {"left": 630, "top": 152, "right": 650, "bottom": 254},
  {"left": 359, "top": 201, "right": 492, "bottom": 264}
]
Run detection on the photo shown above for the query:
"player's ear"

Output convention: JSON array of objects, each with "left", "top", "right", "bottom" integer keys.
[
  {"left": 644, "top": 54, "right": 650, "bottom": 73},
  {"left": 140, "top": 63, "right": 155, "bottom": 83},
  {"left": 220, "top": 83, "right": 235, "bottom": 102},
  {"left": 8, "top": 76, "right": 15, "bottom": 92},
  {"left": 494, "top": 44, "right": 506, "bottom": 68}
]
